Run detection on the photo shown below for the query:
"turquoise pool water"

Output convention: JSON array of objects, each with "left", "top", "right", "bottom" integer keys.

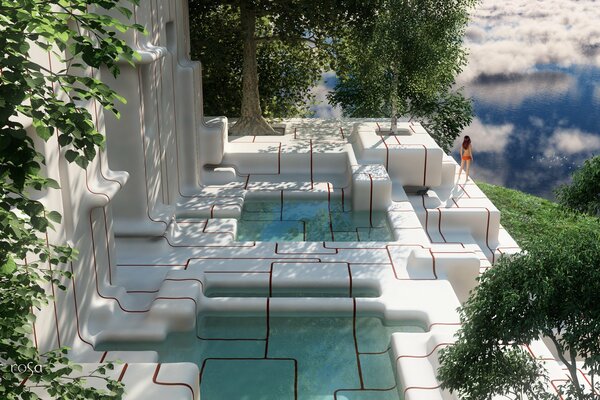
[
  {"left": 237, "top": 198, "right": 394, "bottom": 242},
  {"left": 100, "top": 315, "right": 424, "bottom": 400}
]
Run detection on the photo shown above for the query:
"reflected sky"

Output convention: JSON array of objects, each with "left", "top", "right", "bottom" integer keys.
[
  {"left": 453, "top": 65, "right": 600, "bottom": 199},
  {"left": 309, "top": 0, "right": 600, "bottom": 199}
]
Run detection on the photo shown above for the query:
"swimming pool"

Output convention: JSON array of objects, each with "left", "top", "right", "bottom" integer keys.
[
  {"left": 237, "top": 197, "right": 394, "bottom": 242},
  {"left": 100, "top": 314, "right": 424, "bottom": 400}
]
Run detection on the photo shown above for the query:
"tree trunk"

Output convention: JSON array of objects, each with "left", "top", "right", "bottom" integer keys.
[
  {"left": 229, "top": 2, "right": 277, "bottom": 136},
  {"left": 548, "top": 334, "right": 583, "bottom": 397}
]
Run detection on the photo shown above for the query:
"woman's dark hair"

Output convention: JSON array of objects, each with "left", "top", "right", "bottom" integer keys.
[{"left": 462, "top": 136, "right": 471, "bottom": 150}]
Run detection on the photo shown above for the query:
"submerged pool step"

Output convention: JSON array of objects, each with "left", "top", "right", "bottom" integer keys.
[{"left": 203, "top": 262, "right": 381, "bottom": 298}]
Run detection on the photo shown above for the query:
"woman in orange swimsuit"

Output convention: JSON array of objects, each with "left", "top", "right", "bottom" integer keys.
[{"left": 457, "top": 135, "right": 473, "bottom": 183}]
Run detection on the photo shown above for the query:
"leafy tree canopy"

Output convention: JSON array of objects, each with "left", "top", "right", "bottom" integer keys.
[
  {"left": 556, "top": 155, "right": 600, "bottom": 218},
  {"left": 438, "top": 224, "right": 600, "bottom": 399},
  {"left": 1, "top": 0, "right": 142, "bottom": 398},
  {"left": 188, "top": 0, "right": 381, "bottom": 135},
  {"left": 330, "top": 0, "right": 476, "bottom": 151},
  {"left": 189, "top": 4, "right": 326, "bottom": 119}
]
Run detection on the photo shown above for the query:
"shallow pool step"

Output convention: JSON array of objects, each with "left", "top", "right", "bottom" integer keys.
[{"left": 203, "top": 262, "right": 381, "bottom": 298}]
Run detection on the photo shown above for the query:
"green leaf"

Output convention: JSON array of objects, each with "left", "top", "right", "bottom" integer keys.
[
  {"left": 1, "top": 257, "right": 17, "bottom": 274},
  {"left": 46, "top": 179, "right": 61, "bottom": 189},
  {"left": 65, "top": 150, "right": 79, "bottom": 163},
  {"left": 47, "top": 211, "right": 62, "bottom": 224}
]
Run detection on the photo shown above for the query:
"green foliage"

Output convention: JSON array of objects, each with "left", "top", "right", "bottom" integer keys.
[
  {"left": 478, "top": 182, "right": 600, "bottom": 249},
  {"left": 438, "top": 222, "right": 600, "bottom": 399},
  {"left": 188, "top": 0, "right": 381, "bottom": 119},
  {"left": 330, "top": 0, "right": 475, "bottom": 152},
  {"left": 189, "top": 4, "right": 324, "bottom": 118},
  {"left": 1, "top": 0, "right": 142, "bottom": 398},
  {"left": 556, "top": 155, "right": 600, "bottom": 218}
]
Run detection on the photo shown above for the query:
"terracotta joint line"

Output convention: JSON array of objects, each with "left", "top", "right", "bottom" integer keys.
[
  {"left": 347, "top": 263, "right": 353, "bottom": 297},
  {"left": 264, "top": 298, "right": 271, "bottom": 358},
  {"left": 422, "top": 145, "right": 428, "bottom": 186},
  {"left": 153, "top": 363, "right": 195, "bottom": 399},
  {"left": 278, "top": 142, "right": 281, "bottom": 174},
  {"left": 368, "top": 174, "right": 374, "bottom": 227},
  {"left": 309, "top": 139, "right": 314, "bottom": 190},
  {"left": 382, "top": 135, "right": 390, "bottom": 170},
  {"left": 352, "top": 298, "right": 365, "bottom": 389},
  {"left": 117, "top": 363, "right": 129, "bottom": 382},
  {"left": 280, "top": 190, "right": 284, "bottom": 221}
]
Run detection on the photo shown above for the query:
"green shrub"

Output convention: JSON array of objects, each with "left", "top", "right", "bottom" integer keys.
[
  {"left": 438, "top": 225, "right": 600, "bottom": 399},
  {"left": 556, "top": 155, "right": 600, "bottom": 217}
]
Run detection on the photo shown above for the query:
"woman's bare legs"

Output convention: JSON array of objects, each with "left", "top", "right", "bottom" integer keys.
[
  {"left": 464, "top": 160, "right": 471, "bottom": 182},
  {"left": 457, "top": 160, "right": 465, "bottom": 182}
]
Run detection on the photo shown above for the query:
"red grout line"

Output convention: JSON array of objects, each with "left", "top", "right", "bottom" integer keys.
[
  {"left": 458, "top": 183, "right": 471, "bottom": 198},
  {"left": 302, "top": 220, "right": 306, "bottom": 241},
  {"left": 269, "top": 263, "right": 274, "bottom": 298},
  {"left": 574, "top": 368, "right": 598, "bottom": 394},
  {"left": 153, "top": 363, "right": 195, "bottom": 399},
  {"left": 404, "top": 385, "right": 442, "bottom": 396},
  {"left": 486, "top": 208, "right": 495, "bottom": 263},
  {"left": 117, "top": 363, "right": 128, "bottom": 382},
  {"left": 30, "top": 305, "right": 38, "bottom": 350},
  {"left": 421, "top": 195, "right": 434, "bottom": 243},
  {"left": 428, "top": 322, "right": 460, "bottom": 330},
  {"left": 550, "top": 380, "right": 567, "bottom": 400},
  {"left": 396, "top": 342, "right": 453, "bottom": 361},
  {"left": 127, "top": 289, "right": 160, "bottom": 294},
  {"left": 280, "top": 190, "right": 284, "bottom": 221},
  {"left": 275, "top": 241, "right": 338, "bottom": 255},
  {"left": 358, "top": 347, "right": 392, "bottom": 355},
  {"left": 422, "top": 145, "right": 428, "bottom": 186},
  {"left": 381, "top": 135, "right": 390, "bottom": 170},
  {"left": 69, "top": 262, "right": 94, "bottom": 346},
  {"left": 334, "top": 386, "right": 397, "bottom": 399},
  {"left": 437, "top": 209, "right": 447, "bottom": 243},
  {"left": 327, "top": 183, "right": 335, "bottom": 241},
  {"left": 429, "top": 249, "right": 438, "bottom": 279},
  {"left": 44, "top": 231, "right": 61, "bottom": 348},
  {"left": 347, "top": 263, "right": 353, "bottom": 298},
  {"left": 352, "top": 298, "right": 365, "bottom": 389},
  {"left": 264, "top": 298, "right": 270, "bottom": 358},
  {"left": 368, "top": 174, "right": 374, "bottom": 227},
  {"left": 309, "top": 139, "right": 314, "bottom": 190}
]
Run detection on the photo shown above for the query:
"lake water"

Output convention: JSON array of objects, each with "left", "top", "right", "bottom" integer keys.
[
  {"left": 312, "top": 65, "right": 600, "bottom": 200},
  {"left": 454, "top": 65, "right": 600, "bottom": 199}
]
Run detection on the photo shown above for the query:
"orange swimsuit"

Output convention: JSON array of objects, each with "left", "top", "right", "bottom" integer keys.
[{"left": 461, "top": 146, "right": 472, "bottom": 161}]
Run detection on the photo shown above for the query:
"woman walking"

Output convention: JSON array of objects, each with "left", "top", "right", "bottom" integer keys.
[{"left": 457, "top": 136, "right": 473, "bottom": 183}]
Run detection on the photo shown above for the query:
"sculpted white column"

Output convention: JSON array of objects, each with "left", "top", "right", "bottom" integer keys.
[
  {"left": 170, "top": 0, "right": 228, "bottom": 196},
  {"left": 104, "top": 0, "right": 175, "bottom": 236}
]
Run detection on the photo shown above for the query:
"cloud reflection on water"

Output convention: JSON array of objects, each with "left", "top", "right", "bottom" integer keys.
[
  {"left": 460, "top": 0, "right": 600, "bottom": 84},
  {"left": 310, "top": 0, "right": 600, "bottom": 199}
]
